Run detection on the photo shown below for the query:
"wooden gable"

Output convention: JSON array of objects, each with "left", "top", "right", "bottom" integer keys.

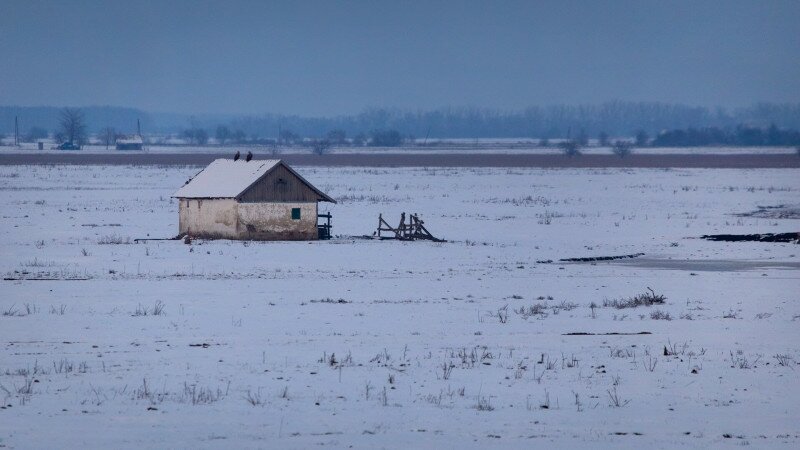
[{"left": 237, "top": 163, "right": 334, "bottom": 203}]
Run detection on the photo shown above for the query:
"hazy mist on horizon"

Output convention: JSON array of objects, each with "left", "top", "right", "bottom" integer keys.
[{"left": 2, "top": 0, "right": 799, "bottom": 116}]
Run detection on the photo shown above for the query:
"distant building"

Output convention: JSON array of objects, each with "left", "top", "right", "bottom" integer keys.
[
  {"left": 116, "top": 135, "right": 143, "bottom": 150},
  {"left": 173, "top": 159, "right": 336, "bottom": 240}
]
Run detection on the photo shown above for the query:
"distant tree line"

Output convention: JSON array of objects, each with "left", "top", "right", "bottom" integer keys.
[
  {"left": 222, "top": 102, "right": 800, "bottom": 140},
  {"left": 0, "top": 105, "right": 149, "bottom": 136},
  {"left": 5, "top": 102, "right": 800, "bottom": 142},
  {"left": 652, "top": 124, "right": 800, "bottom": 147},
  {"left": 9, "top": 107, "right": 800, "bottom": 152}
]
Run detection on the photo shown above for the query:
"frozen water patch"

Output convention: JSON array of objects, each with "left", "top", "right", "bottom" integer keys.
[
  {"left": 608, "top": 257, "right": 800, "bottom": 272},
  {"left": 736, "top": 204, "right": 800, "bottom": 219}
]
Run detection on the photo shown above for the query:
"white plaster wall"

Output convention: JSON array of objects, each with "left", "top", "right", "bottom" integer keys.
[
  {"left": 178, "top": 199, "right": 317, "bottom": 240},
  {"left": 179, "top": 198, "right": 239, "bottom": 238},
  {"left": 237, "top": 202, "right": 317, "bottom": 239}
]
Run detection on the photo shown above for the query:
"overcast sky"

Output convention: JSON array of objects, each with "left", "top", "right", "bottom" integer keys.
[{"left": 2, "top": 0, "right": 799, "bottom": 116}]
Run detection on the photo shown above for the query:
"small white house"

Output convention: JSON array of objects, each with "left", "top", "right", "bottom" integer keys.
[
  {"left": 116, "top": 135, "right": 143, "bottom": 150},
  {"left": 173, "top": 159, "right": 335, "bottom": 240}
]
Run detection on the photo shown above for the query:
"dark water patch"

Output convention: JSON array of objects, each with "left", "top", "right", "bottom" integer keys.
[{"left": 701, "top": 232, "right": 799, "bottom": 243}]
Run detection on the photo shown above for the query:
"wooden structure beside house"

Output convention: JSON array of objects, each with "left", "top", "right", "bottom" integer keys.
[{"left": 173, "top": 159, "right": 335, "bottom": 240}]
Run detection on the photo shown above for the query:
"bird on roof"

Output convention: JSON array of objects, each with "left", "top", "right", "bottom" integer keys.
[
  {"left": 246, "top": 151, "right": 253, "bottom": 162},
  {"left": 233, "top": 151, "right": 240, "bottom": 161}
]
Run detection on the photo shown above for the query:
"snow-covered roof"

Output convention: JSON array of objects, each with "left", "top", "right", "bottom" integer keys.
[
  {"left": 174, "top": 159, "right": 281, "bottom": 198},
  {"left": 117, "top": 135, "right": 143, "bottom": 145}
]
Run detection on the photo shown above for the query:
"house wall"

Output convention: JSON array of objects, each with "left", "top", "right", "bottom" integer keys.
[
  {"left": 179, "top": 199, "right": 239, "bottom": 238},
  {"left": 178, "top": 199, "right": 318, "bottom": 240},
  {"left": 237, "top": 202, "right": 317, "bottom": 240}
]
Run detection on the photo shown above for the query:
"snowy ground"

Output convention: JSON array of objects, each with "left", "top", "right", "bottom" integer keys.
[{"left": 1, "top": 164, "right": 799, "bottom": 448}]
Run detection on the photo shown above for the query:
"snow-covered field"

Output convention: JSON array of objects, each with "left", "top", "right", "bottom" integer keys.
[{"left": 1, "top": 164, "right": 799, "bottom": 448}]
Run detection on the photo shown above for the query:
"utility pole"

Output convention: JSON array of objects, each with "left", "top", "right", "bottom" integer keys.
[
  {"left": 138, "top": 118, "right": 146, "bottom": 151},
  {"left": 14, "top": 115, "right": 19, "bottom": 146}
]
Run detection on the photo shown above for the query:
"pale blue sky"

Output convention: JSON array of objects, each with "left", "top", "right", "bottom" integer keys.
[{"left": 2, "top": 0, "right": 798, "bottom": 115}]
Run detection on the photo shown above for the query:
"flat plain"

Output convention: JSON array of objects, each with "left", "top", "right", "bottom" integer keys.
[{"left": 1, "top": 163, "right": 798, "bottom": 448}]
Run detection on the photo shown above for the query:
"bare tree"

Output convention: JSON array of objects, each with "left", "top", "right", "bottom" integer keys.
[
  {"left": 351, "top": 133, "right": 367, "bottom": 147},
  {"left": 326, "top": 129, "right": 347, "bottom": 145},
  {"left": 310, "top": 139, "right": 331, "bottom": 155},
  {"left": 270, "top": 142, "right": 281, "bottom": 156},
  {"left": 598, "top": 131, "right": 609, "bottom": 147},
  {"left": 182, "top": 128, "right": 209, "bottom": 145},
  {"left": 232, "top": 129, "right": 247, "bottom": 144},
  {"left": 576, "top": 129, "right": 589, "bottom": 146},
  {"left": 99, "top": 127, "right": 117, "bottom": 149},
  {"left": 559, "top": 140, "right": 582, "bottom": 158},
  {"left": 612, "top": 140, "right": 633, "bottom": 158},
  {"left": 369, "top": 129, "right": 403, "bottom": 147},
  {"left": 215, "top": 125, "right": 231, "bottom": 145},
  {"left": 279, "top": 129, "right": 300, "bottom": 146},
  {"left": 59, "top": 108, "right": 87, "bottom": 145},
  {"left": 635, "top": 129, "right": 649, "bottom": 147}
]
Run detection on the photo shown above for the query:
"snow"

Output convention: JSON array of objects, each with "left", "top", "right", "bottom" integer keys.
[
  {"left": 1, "top": 164, "right": 799, "bottom": 448},
  {"left": 115, "top": 135, "right": 143, "bottom": 145},
  {"left": 173, "top": 158, "right": 280, "bottom": 198}
]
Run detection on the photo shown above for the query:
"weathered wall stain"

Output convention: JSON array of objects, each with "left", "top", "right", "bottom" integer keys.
[{"left": 179, "top": 199, "right": 317, "bottom": 240}]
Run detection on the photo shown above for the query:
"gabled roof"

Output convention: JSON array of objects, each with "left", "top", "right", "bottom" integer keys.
[{"left": 173, "top": 159, "right": 335, "bottom": 203}]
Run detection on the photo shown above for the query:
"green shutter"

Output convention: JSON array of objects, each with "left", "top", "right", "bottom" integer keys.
[{"left": 291, "top": 207, "right": 301, "bottom": 220}]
